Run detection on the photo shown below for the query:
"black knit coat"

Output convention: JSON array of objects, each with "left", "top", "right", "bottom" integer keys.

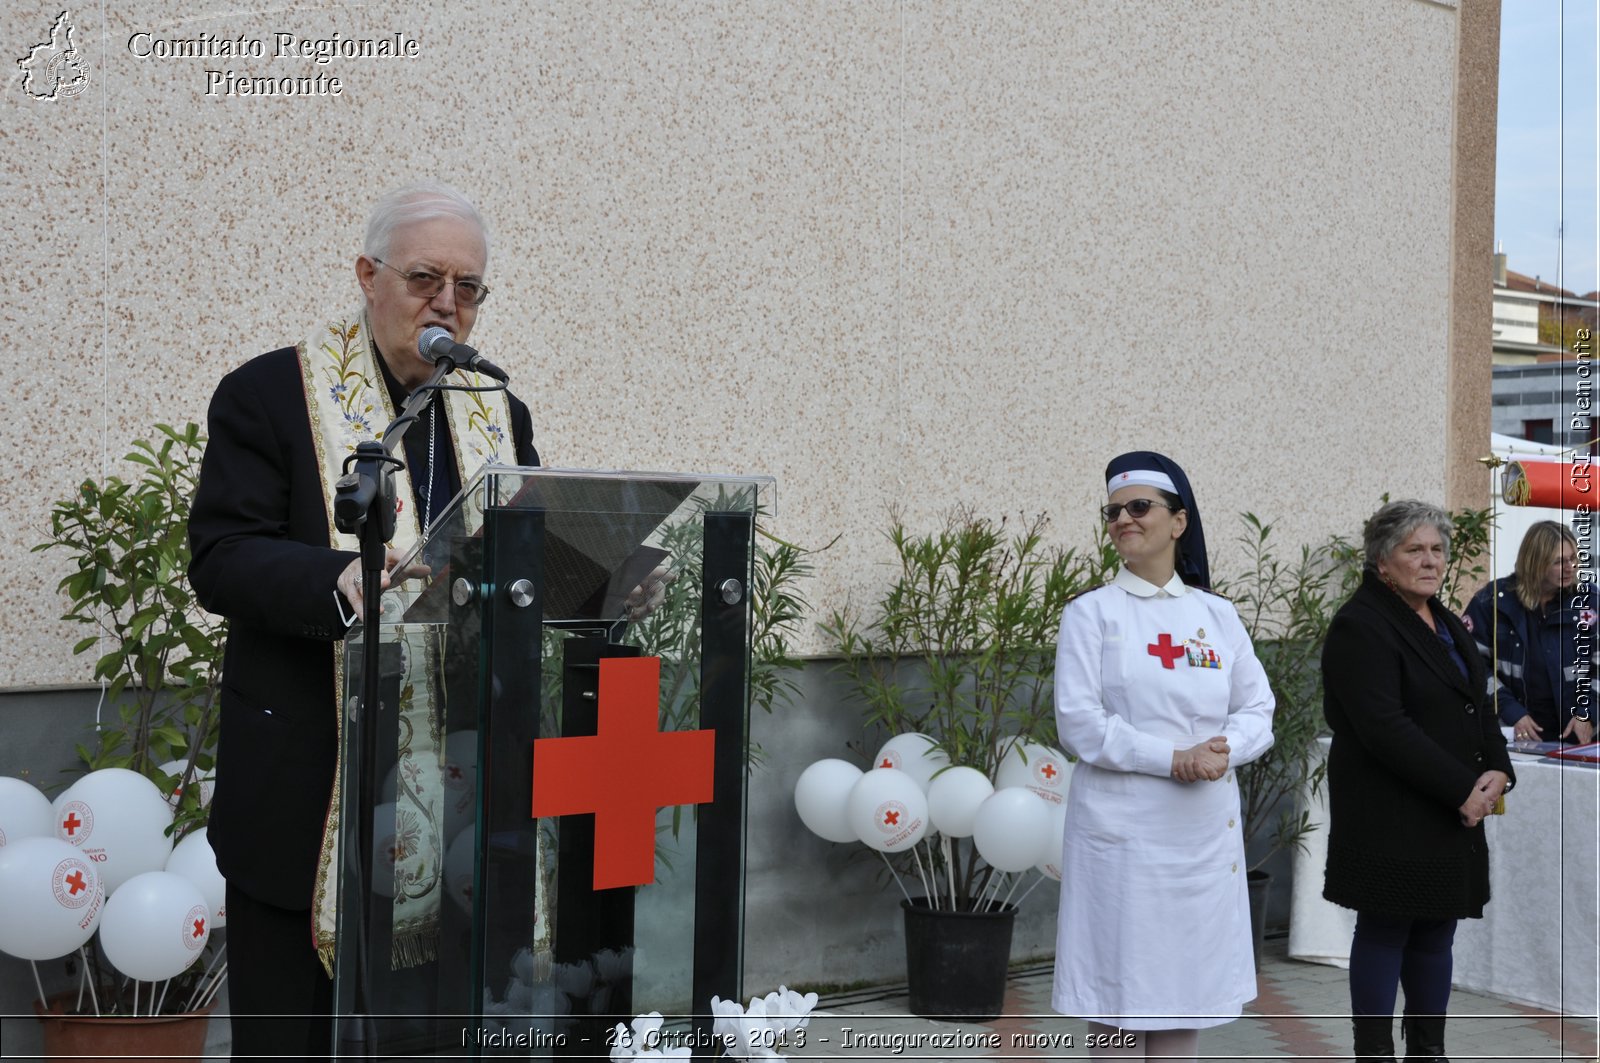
[{"left": 1321, "top": 572, "right": 1516, "bottom": 918}]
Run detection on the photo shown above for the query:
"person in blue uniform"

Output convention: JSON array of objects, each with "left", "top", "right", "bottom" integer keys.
[
  {"left": 1052, "top": 452, "right": 1276, "bottom": 1062},
  {"left": 1462, "top": 520, "right": 1597, "bottom": 747}
]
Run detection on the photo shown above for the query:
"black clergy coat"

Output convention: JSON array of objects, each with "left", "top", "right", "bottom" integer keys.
[
  {"left": 187, "top": 346, "right": 536, "bottom": 912},
  {"left": 1320, "top": 571, "right": 1516, "bottom": 919}
]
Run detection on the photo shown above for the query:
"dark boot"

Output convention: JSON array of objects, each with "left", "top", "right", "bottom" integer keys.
[
  {"left": 1353, "top": 1016, "right": 1397, "bottom": 1062},
  {"left": 1401, "top": 1014, "right": 1448, "bottom": 1063}
]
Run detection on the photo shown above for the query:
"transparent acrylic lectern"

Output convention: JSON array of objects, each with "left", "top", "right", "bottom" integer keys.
[{"left": 333, "top": 466, "right": 770, "bottom": 1057}]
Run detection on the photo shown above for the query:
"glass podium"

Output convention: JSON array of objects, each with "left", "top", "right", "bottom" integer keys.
[{"left": 333, "top": 466, "right": 769, "bottom": 1057}]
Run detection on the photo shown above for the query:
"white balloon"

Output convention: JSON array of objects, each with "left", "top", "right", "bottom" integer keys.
[
  {"left": 926, "top": 766, "right": 994, "bottom": 838},
  {"left": 971, "top": 787, "right": 1054, "bottom": 872},
  {"left": 155, "top": 760, "right": 215, "bottom": 809},
  {"left": 98, "top": 871, "right": 210, "bottom": 981},
  {"left": 0, "top": 836, "right": 104, "bottom": 960},
  {"left": 0, "top": 777, "right": 53, "bottom": 848},
  {"left": 1036, "top": 800, "right": 1069, "bottom": 881},
  {"left": 871, "top": 733, "right": 951, "bottom": 793},
  {"left": 845, "top": 768, "right": 929, "bottom": 853},
  {"left": 54, "top": 768, "right": 174, "bottom": 894},
  {"left": 793, "top": 759, "right": 863, "bottom": 844},
  {"left": 995, "top": 741, "right": 1072, "bottom": 805},
  {"left": 164, "top": 828, "right": 226, "bottom": 930}
]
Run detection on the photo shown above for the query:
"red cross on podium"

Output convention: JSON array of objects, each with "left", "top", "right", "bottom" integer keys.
[
  {"left": 1147, "top": 633, "right": 1184, "bottom": 669},
  {"left": 530, "top": 656, "right": 716, "bottom": 890}
]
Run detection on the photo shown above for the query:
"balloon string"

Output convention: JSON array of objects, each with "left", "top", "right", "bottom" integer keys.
[
  {"left": 999, "top": 870, "right": 1028, "bottom": 911},
  {"left": 942, "top": 835, "right": 957, "bottom": 910},
  {"left": 1013, "top": 871, "right": 1050, "bottom": 909},
  {"left": 29, "top": 961, "right": 47, "bottom": 1014},
  {"left": 132, "top": 979, "right": 139, "bottom": 1019},
  {"left": 185, "top": 943, "right": 228, "bottom": 1013},
  {"left": 911, "top": 844, "right": 934, "bottom": 910},
  {"left": 78, "top": 946, "right": 100, "bottom": 1016},
  {"left": 198, "top": 963, "right": 228, "bottom": 1009},
  {"left": 878, "top": 850, "right": 915, "bottom": 907},
  {"left": 154, "top": 978, "right": 171, "bottom": 1017}
]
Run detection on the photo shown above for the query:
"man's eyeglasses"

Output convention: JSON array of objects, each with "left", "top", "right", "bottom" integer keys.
[
  {"left": 1100, "top": 499, "right": 1180, "bottom": 522},
  {"left": 373, "top": 258, "right": 491, "bottom": 307}
]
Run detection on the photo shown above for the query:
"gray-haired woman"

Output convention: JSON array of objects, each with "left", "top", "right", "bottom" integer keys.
[{"left": 1321, "top": 500, "right": 1515, "bottom": 1062}]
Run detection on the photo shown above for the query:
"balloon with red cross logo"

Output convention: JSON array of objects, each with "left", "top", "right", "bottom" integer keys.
[
  {"left": 164, "top": 828, "right": 226, "bottom": 930},
  {"left": 54, "top": 768, "right": 174, "bottom": 894},
  {"left": 871, "top": 733, "right": 951, "bottom": 794},
  {"left": 0, "top": 776, "right": 53, "bottom": 849},
  {"left": 846, "top": 768, "right": 928, "bottom": 853},
  {"left": 996, "top": 740, "right": 1073, "bottom": 806},
  {"left": 98, "top": 871, "right": 211, "bottom": 981},
  {"left": 0, "top": 836, "right": 104, "bottom": 960},
  {"left": 156, "top": 760, "right": 216, "bottom": 810}
]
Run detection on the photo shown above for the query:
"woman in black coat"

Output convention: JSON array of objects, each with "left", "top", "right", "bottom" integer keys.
[{"left": 1322, "top": 500, "right": 1515, "bottom": 1063}]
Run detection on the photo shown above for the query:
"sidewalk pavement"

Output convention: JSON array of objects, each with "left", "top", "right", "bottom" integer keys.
[{"left": 803, "top": 936, "right": 1600, "bottom": 1061}]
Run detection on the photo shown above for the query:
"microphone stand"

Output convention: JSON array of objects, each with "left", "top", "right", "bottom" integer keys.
[{"left": 331, "top": 355, "right": 459, "bottom": 1060}]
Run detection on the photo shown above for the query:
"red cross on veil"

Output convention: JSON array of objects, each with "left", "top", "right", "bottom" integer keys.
[{"left": 530, "top": 656, "right": 716, "bottom": 890}]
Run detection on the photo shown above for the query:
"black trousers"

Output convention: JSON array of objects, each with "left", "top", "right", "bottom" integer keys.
[{"left": 223, "top": 882, "right": 333, "bottom": 1062}]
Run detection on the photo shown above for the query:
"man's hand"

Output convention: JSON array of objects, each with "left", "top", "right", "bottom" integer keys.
[
  {"left": 1560, "top": 716, "right": 1595, "bottom": 745},
  {"left": 338, "top": 547, "right": 432, "bottom": 620},
  {"left": 623, "top": 562, "right": 676, "bottom": 621},
  {"left": 1512, "top": 714, "right": 1543, "bottom": 743},
  {"left": 1172, "top": 736, "right": 1231, "bottom": 783}
]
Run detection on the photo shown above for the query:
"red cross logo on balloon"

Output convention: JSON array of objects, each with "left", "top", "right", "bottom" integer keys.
[
  {"left": 192, "top": 917, "right": 206, "bottom": 939},
  {"left": 1040, "top": 762, "right": 1058, "bottom": 780},
  {"left": 64, "top": 870, "right": 86, "bottom": 895},
  {"left": 61, "top": 812, "right": 82, "bottom": 836},
  {"left": 531, "top": 657, "right": 715, "bottom": 890}
]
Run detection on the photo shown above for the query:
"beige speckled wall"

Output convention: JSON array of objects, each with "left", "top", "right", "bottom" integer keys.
[{"left": 4, "top": 0, "right": 1489, "bottom": 688}]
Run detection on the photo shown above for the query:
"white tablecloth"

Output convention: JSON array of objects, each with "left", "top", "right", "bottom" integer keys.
[{"left": 1289, "top": 739, "right": 1600, "bottom": 1017}]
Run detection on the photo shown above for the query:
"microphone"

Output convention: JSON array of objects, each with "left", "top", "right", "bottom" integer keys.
[{"left": 417, "top": 326, "right": 509, "bottom": 382}]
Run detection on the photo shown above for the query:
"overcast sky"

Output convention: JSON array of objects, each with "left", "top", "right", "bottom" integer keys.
[{"left": 1496, "top": 0, "right": 1598, "bottom": 296}]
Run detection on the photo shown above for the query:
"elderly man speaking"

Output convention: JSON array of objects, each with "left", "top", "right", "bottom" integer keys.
[{"left": 187, "top": 182, "right": 538, "bottom": 1061}]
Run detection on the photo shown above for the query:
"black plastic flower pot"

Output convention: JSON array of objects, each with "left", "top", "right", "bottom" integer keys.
[{"left": 901, "top": 897, "right": 1017, "bottom": 1022}]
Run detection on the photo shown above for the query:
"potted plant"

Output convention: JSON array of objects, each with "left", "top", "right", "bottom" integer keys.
[
  {"left": 820, "top": 509, "right": 1114, "bottom": 1019},
  {"left": 19, "top": 422, "right": 227, "bottom": 1056}
]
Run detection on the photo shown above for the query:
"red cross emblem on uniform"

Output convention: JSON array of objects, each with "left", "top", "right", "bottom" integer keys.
[
  {"left": 1581, "top": 609, "right": 1597, "bottom": 629},
  {"left": 61, "top": 813, "right": 81, "bottom": 836},
  {"left": 64, "top": 870, "right": 86, "bottom": 895},
  {"left": 1147, "top": 633, "right": 1185, "bottom": 669},
  {"left": 531, "top": 657, "right": 715, "bottom": 889}
]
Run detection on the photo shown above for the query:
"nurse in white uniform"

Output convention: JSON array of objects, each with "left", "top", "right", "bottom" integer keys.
[{"left": 1051, "top": 452, "right": 1276, "bottom": 1061}]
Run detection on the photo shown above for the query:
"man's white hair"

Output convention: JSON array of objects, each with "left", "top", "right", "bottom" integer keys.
[{"left": 363, "top": 181, "right": 489, "bottom": 265}]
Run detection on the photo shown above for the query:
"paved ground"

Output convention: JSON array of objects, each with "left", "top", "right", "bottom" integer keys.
[{"left": 802, "top": 936, "right": 1599, "bottom": 1061}]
